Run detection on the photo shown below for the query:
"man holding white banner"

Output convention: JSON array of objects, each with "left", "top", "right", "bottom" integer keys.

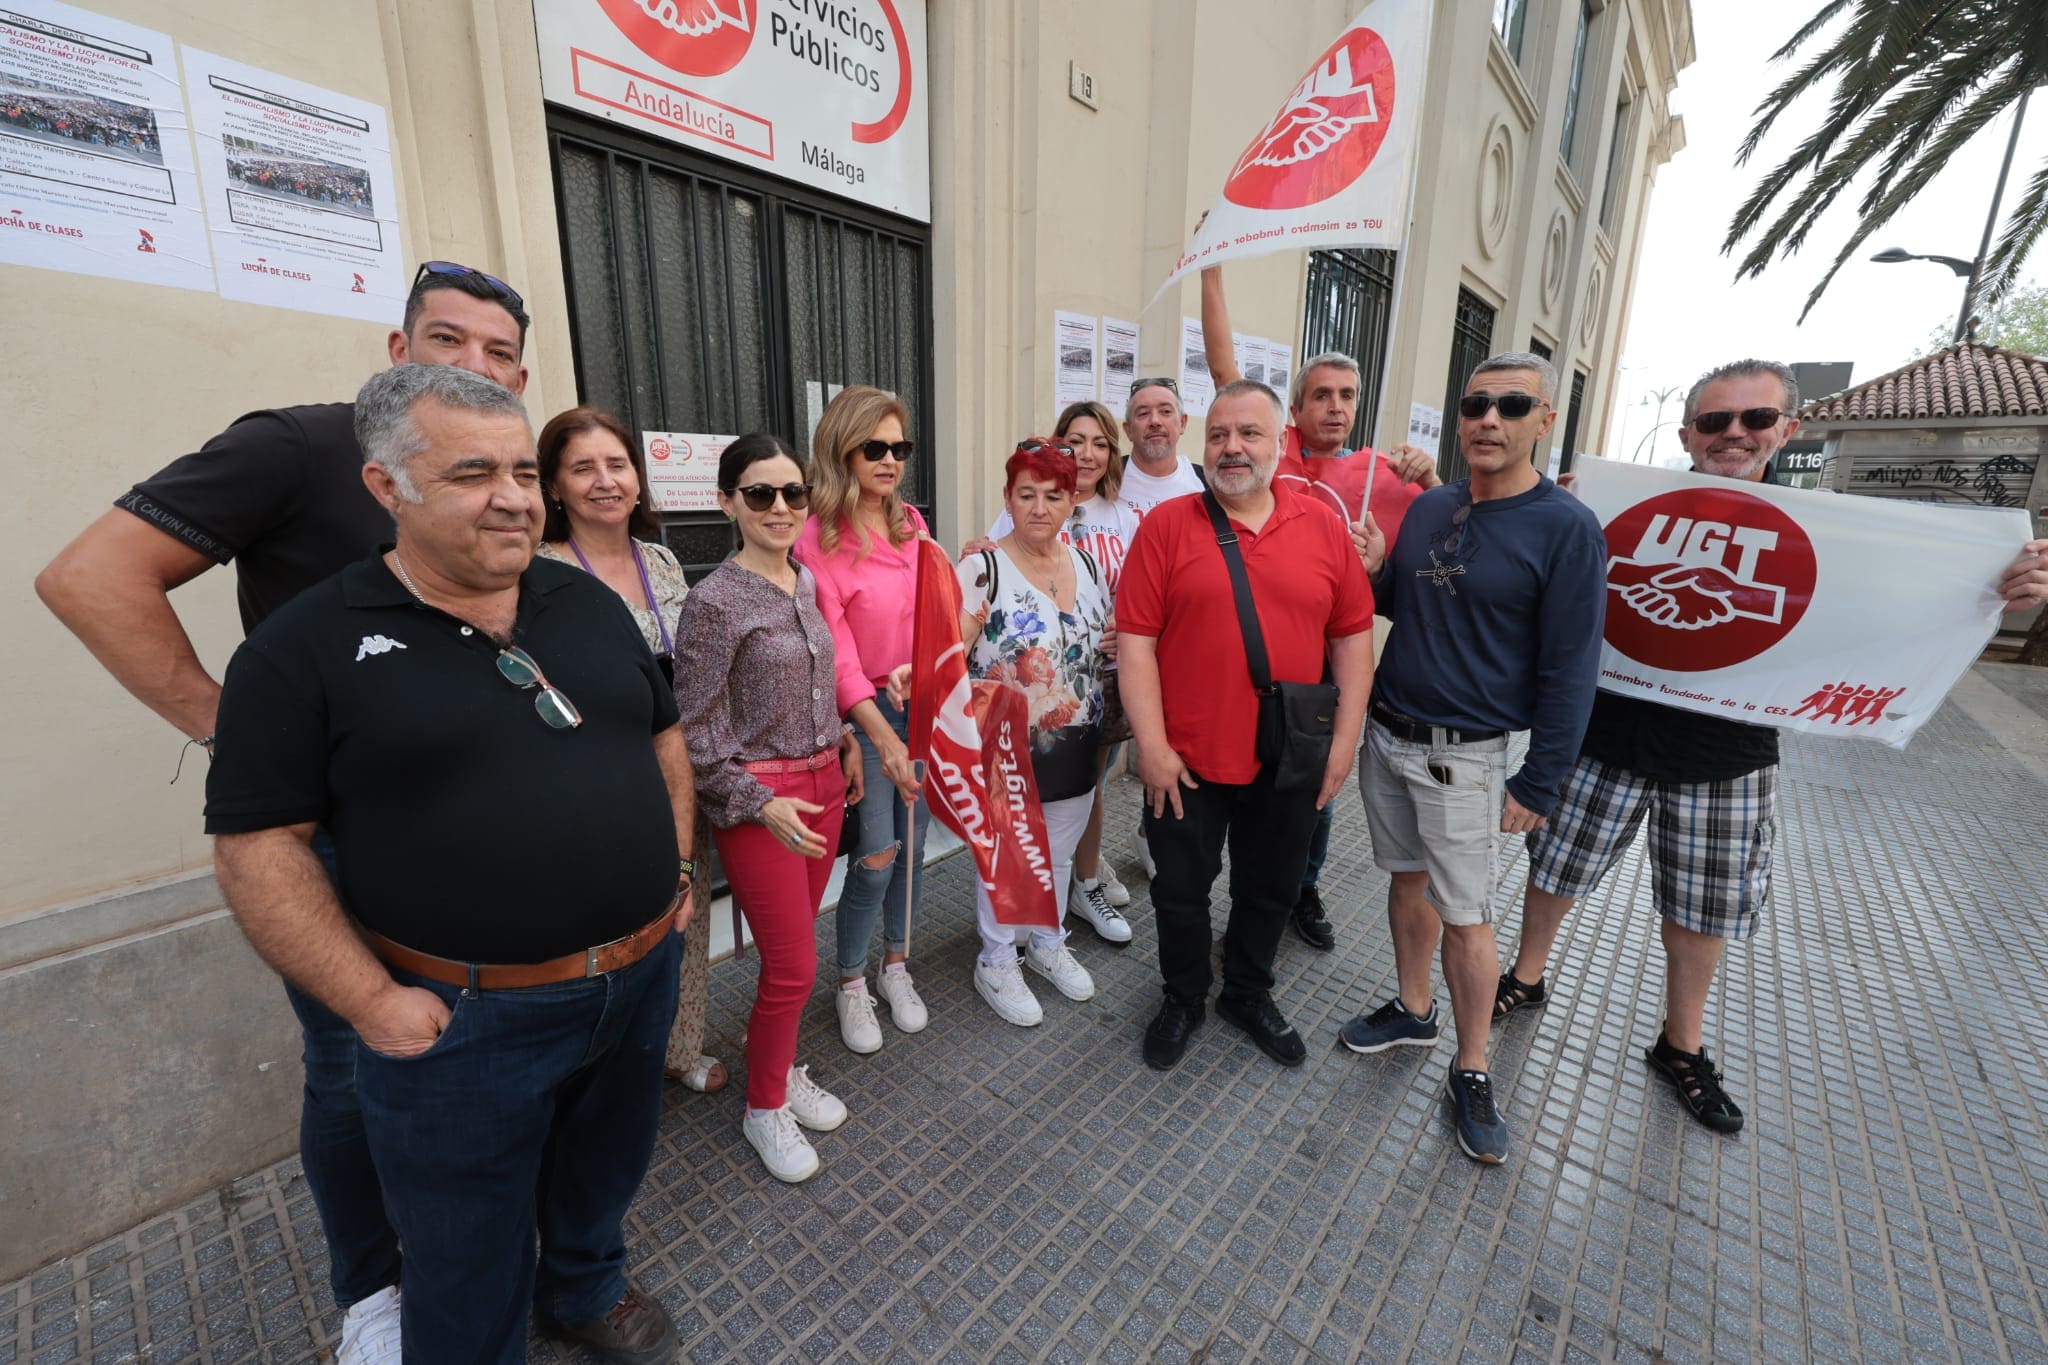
[{"left": 1498, "top": 358, "right": 2048, "bottom": 1136}]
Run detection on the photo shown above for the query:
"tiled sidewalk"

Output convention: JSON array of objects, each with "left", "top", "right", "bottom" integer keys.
[{"left": 9, "top": 668, "right": 2048, "bottom": 1363}]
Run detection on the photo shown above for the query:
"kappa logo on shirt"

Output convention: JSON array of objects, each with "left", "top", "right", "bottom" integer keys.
[{"left": 355, "top": 634, "right": 408, "bottom": 662}]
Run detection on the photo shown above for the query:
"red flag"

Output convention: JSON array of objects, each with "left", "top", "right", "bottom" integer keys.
[{"left": 908, "top": 538, "right": 1061, "bottom": 929}]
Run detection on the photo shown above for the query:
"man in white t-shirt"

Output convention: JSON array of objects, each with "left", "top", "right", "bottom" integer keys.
[{"left": 1119, "top": 378, "right": 1206, "bottom": 515}]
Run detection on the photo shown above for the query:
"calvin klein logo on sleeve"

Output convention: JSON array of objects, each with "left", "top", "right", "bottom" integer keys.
[{"left": 355, "top": 635, "right": 408, "bottom": 662}]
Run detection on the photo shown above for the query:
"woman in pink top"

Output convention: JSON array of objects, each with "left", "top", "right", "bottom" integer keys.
[{"left": 793, "top": 386, "right": 932, "bottom": 1057}]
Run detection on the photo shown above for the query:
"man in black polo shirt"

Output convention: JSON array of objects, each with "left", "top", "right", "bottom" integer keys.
[
  {"left": 208, "top": 364, "right": 693, "bottom": 1364},
  {"left": 35, "top": 260, "right": 531, "bottom": 1359}
]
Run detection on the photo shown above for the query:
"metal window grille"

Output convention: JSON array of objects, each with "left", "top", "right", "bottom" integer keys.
[
  {"left": 1301, "top": 247, "right": 1396, "bottom": 449},
  {"left": 1529, "top": 336, "right": 1553, "bottom": 361},
  {"left": 548, "top": 118, "right": 935, "bottom": 578},
  {"left": 1559, "top": 369, "right": 1588, "bottom": 473},
  {"left": 1438, "top": 287, "right": 1497, "bottom": 481}
]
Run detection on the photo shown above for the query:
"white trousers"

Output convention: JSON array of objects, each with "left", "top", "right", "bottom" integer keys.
[{"left": 974, "top": 791, "right": 1095, "bottom": 961}]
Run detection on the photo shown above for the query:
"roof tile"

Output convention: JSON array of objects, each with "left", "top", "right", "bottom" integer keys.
[{"left": 1800, "top": 342, "right": 2048, "bottom": 423}]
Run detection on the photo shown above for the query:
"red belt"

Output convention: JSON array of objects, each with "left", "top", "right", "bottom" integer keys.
[
  {"left": 360, "top": 907, "right": 675, "bottom": 990},
  {"left": 743, "top": 746, "right": 840, "bottom": 775}
]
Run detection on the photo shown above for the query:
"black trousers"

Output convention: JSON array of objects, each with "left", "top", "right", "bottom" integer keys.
[{"left": 1144, "top": 763, "right": 1320, "bottom": 1004}]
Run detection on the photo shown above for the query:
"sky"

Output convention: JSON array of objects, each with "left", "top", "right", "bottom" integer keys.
[{"left": 1607, "top": 1, "right": 2048, "bottom": 464}]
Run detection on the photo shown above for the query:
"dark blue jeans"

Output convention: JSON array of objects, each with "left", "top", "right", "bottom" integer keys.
[
  {"left": 353, "top": 930, "right": 680, "bottom": 1364},
  {"left": 291, "top": 830, "right": 401, "bottom": 1310}
]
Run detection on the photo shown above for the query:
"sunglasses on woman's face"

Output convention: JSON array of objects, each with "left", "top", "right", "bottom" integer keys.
[
  {"left": 855, "top": 439, "right": 916, "bottom": 463},
  {"left": 1456, "top": 392, "right": 1546, "bottom": 420},
  {"left": 731, "top": 482, "right": 812, "bottom": 512},
  {"left": 1688, "top": 407, "right": 1785, "bottom": 435}
]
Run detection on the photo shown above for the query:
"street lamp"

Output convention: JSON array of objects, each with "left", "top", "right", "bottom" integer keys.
[
  {"left": 1631, "top": 385, "right": 1682, "bottom": 463},
  {"left": 1869, "top": 88, "right": 2032, "bottom": 345}
]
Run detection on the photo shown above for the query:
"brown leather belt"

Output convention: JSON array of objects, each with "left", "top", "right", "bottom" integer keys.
[{"left": 360, "top": 907, "right": 676, "bottom": 990}]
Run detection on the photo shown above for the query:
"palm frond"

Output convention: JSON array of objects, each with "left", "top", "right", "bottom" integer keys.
[{"left": 1974, "top": 160, "right": 2048, "bottom": 311}]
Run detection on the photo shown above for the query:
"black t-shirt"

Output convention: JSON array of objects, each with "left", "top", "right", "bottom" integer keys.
[
  {"left": 1577, "top": 690, "right": 1780, "bottom": 784},
  {"left": 118, "top": 403, "right": 390, "bottom": 634},
  {"left": 204, "top": 554, "right": 683, "bottom": 962}
]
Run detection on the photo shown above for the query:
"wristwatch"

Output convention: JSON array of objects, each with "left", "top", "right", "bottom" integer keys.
[{"left": 677, "top": 856, "right": 697, "bottom": 881}]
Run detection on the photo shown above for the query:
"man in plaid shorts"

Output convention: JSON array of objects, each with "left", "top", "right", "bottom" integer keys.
[{"left": 1498, "top": 357, "right": 2048, "bottom": 1134}]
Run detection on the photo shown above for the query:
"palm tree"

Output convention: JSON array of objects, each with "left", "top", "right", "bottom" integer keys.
[{"left": 1723, "top": 1, "right": 2046, "bottom": 323}]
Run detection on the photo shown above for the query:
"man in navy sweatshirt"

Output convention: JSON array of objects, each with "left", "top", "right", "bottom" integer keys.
[{"left": 1337, "top": 350, "right": 1607, "bottom": 1165}]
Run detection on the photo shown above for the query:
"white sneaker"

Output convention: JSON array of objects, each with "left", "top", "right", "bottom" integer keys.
[
  {"left": 1098, "top": 864, "right": 1132, "bottom": 908},
  {"left": 975, "top": 956, "right": 1043, "bottom": 1026},
  {"left": 785, "top": 1064, "right": 848, "bottom": 1132},
  {"left": 876, "top": 965, "right": 929, "bottom": 1032},
  {"left": 1068, "top": 877, "right": 1133, "bottom": 945},
  {"left": 1025, "top": 939, "right": 1096, "bottom": 1002},
  {"left": 1134, "top": 828, "right": 1157, "bottom": 879},
  {"left": 743, "top": 1106, "right": 821, "bottom": 1182},
  {"left": 338, "top": 1284, "right": 402, "bottom": 1365},
  {"left": 837, "top": 980, "right": 883, "bottom": 1054}
]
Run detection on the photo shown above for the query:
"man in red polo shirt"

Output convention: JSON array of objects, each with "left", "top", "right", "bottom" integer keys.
[
  {"left": 1117, "top": 379, "right": 1377, "bottom": 1072},
  {"left": 1200, "top": 259, "right": 1439, "bottom": 950}
]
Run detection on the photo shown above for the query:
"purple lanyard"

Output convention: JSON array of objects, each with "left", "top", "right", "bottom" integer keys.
[{"left": 569, "top": 538, "right": 674, "bottom": 656}]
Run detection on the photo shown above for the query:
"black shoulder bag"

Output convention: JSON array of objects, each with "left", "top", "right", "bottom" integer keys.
[{"left": 1203, "top": 491, "right": 1339, "bottom": 793}]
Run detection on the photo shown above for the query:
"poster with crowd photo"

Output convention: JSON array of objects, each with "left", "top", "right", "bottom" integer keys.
[
  {"left": 1266, "top": 342, "right": 1293, "bottom": 403},
  {"left": 1099, "top": 317, "right": 1138, "bottom": 415},
  {"left": 1053, "top": 309, "right": 1098, "bottom": 408},
  {"left": 1177, "top": 316, "right": 1214, "bottom": 418},
  {"left": 1573, "top": 457, "right": 2030, "bottom": 747},
  {"left": 180, "top": 47, "right": 402, "bottom": 322},
  {"left": 0, "top": 0, "right": 213, "bottom": 291}
]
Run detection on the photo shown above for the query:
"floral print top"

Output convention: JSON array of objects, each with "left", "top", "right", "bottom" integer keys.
[
  {"left": 534, "top": 537, "right": 688, "bottom": 659},
  {"left": 955, "top": 543, "right": 1111, "bottom": 801}
]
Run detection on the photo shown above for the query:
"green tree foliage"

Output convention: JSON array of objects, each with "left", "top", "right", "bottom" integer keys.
[
  {"left": 1724, "top": 1, "right": 2048, "bottom": 322},
  {"left": 1916, "top": 284, "right": 2048, "bottom": 357}
]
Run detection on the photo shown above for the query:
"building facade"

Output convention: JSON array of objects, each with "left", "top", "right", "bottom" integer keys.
[{"left": 0, "top": 0, "right": 1690, "bottom": 1276}]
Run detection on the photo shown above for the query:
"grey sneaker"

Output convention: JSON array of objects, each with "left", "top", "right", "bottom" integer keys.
[
  {"left": 1446, "top": 1067, "right": 1509, "bottom": 1164},
  {"left": 1339, "top": 997, "right": 1441, "bottom": 1054}
]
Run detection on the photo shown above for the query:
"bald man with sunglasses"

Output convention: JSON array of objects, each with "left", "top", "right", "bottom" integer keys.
[{"left": 1498, "top": 357, "right": 2048, "bottom": 1138}]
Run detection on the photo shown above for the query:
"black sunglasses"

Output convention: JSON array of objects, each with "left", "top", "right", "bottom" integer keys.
[
  {"left": 495, "top": 646, "right": 581, "bottom": 730},
  {"left": 730, "top": 482, "right": 812, "bottom": 511},
  {"left": 1457, "top": 392, "right": 1547, "bottom": 420},
  {"left": 1015, "top": 438, "right": 1076, "bottom": 459},
  {"left": 1130, "top": 377, "right": 1180, "bottom": 397},
  {"left": 1689, "top": 407, "right": 1785, "bottom": 435},
  {"left": 411, "top": 259, "right": 524, "bottom": 311},
  {"left": 1444, "top": 498, "right": 1474, "bottom": 556},
  {"left": 855, "top": 439, "right": 915, "bottom": 463}
]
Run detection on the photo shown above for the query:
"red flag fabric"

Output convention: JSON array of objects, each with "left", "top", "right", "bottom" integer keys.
[{"left": 907, "top": 538, "right": 1062, "bottom": 929}]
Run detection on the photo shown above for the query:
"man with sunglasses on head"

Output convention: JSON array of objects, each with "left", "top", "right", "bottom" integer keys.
[
  {"left": 206, "top": 364, "right": 694, "bottom": 1363},
  {"left": 1119, "top": 376, "right": 1209, "bottom": 515},
  {"left": 35, "top": 259, "right": 531, "bottom": 1362},
  {"left": 1497, "top": 358, "right": 2048, "bottom": 1136},
  {"left": 1202, "top": 259, "right": 1441, "bottom": 951},
  {"left": 1338, "top": 352, "right": 1607, "bottom": 1165}
]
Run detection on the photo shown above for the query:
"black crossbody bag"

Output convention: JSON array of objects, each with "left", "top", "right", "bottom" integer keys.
[{"left": 1202, "top": 491, "right": 1339, "bottom": 793}]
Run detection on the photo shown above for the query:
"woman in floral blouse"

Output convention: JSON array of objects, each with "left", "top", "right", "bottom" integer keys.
[{"left": 955, "top": 437, "right": 1112, "bottom": 1027}]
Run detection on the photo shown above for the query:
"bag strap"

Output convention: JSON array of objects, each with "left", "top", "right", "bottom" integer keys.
[
  {"left": 1202, "top": 490, "right": 1273, "bottom": 694},
  {"left": 977, "top": 548, "right": 999, "bottom": 607}
]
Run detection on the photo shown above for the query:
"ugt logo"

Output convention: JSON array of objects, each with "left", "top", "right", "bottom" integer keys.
[
  {"left": 598, "top": 0, "right": 758, "bottom": 77},
  {"left": 1601, "top": 488, "right": 1816, "bottom": 672},
  {"left": 1223, "top": 25, "right": 1396, "bottom": 211}
]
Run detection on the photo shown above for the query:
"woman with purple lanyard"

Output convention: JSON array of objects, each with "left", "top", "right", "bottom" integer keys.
[{"left": 535, "top": 406, "right": 725, "bottom": 1094}]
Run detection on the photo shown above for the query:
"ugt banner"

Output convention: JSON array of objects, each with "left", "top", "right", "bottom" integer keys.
[
  {"left": 907, "top": 540, "right": 1060, "bottom": 929},
  {"left": 1574, "top": 457, "right": 2031, "bottom": 747},
  {"left": 1156, "top": 0, "right": 1430, "bottom": 296}
]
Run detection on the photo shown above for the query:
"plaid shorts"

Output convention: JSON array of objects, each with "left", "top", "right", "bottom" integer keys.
[{"left": 1525, "top": 757, "right": 1778, "bottom": 940}]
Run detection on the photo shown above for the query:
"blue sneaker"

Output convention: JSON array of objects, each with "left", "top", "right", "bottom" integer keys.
[
  {"left": 1338, "top": 997, "right": 1441, "bottom": 1054},
  {"left": 1445, "top": 1067, "right": 1509, "bottom": 1164}
]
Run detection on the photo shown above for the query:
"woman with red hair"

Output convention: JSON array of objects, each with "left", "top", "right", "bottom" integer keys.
[{"left": 954, "top": 437, "right": 1113, "bottom": 1027}]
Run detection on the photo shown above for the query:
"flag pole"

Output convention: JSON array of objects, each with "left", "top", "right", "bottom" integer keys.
[{"left": 1365, "top": 0, "right": 1435, "bottom": 460}]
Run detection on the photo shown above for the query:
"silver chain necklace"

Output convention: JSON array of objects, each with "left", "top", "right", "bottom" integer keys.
[{"left": 389, "top": 551, "right": 424, "bottom": 601}]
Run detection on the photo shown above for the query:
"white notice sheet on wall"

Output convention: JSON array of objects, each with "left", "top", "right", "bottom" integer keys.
[
  {"left": 181, "top": 47, "right": 401, "bottom": 322},
  {"left": 643, "top": 430, "right": 735, "bottom": 513},
  {"left": 0, "top": 1, "right": 212, "bottom": 291},
  {"left": 1406, "top": 401, "right": 1443, "bottom": 457},
  {"left": 1100, "top": 317, "right": 1138, "bottom": 415},
  {"left": 1179, "top": 317, "right": 1214, "bottom": 418},
  {"left": 1239, "top": 334, "right": 1270, "bottom": 387},
  {"left": 1054, "top": 310, "right": 1098, "bottom": 408},
  {"left": 1266, "top": 342, "right": 1293, "bottom": 406}
]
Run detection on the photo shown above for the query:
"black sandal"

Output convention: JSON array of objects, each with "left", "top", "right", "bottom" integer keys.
[
  {"left": 1492, "top": 971, "right": 1548, "bottom": 1020},
  {"left": 1644, "top": 1032, "right": 1745, "bottom": 1133}
]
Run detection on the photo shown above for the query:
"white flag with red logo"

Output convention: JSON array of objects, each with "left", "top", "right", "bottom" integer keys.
[
  {"left": 1156, "top": 0, "right": 1430, "bottom": 297},
  {"left": 1574, "top": 457, "right": 2031, "bottom": 747},
  {"left": 907, "top": 540, "right": 1061, "bottom": 928}
]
